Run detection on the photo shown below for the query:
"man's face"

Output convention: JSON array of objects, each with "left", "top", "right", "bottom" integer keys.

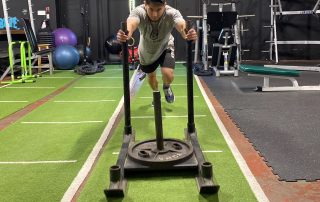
[{"left": 145, "top": 2, "right": 166, "bottom": 22}]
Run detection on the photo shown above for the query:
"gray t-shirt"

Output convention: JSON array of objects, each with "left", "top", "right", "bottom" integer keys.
[{"left": 128, "top": 4, "right": 184, "bottom": 65}]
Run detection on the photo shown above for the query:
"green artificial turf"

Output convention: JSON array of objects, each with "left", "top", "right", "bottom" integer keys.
[
  {"left": 0, "top": 64, "right": 258, "bottom": 201},
  {"left": 0, "top": 65, "right": 126, "bottom": 201},
  {"left": 0, "top": 71, "right": 80, "bottom": 119},
  {"left": 77, "top": 64, "right": 258, "bottom": 202}
]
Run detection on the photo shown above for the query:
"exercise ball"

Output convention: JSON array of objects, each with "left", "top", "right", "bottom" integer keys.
[
  {"left": 53, "top": 28, "right": 77, "bottom": 47},
  {"left": 104, "top": 35, "right": 122, "bottom": 54},
  {"left": 76, "top": 44, "right": 92, "bottom": 63},
  {"left": 53, "top": 45, "right": 80, "bottom": 69}
]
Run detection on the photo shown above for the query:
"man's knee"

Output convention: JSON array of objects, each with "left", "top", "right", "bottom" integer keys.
[
  {"left": 161, "top": 67, "right": 174, "bottom": 76},
  {"left": 162, "top": 67, "right": 174, "bottom": 81},
  {"left": 147, "top": 73, "right": 158, "bottom": 83}
]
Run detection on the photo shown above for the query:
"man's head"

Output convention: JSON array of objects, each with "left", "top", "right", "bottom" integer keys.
[
  {"left": 145, "top": 0, "right": 165, "bottom": 5},
  {"left": 144, "top": 0, "right": 166, "bottom": 22}
]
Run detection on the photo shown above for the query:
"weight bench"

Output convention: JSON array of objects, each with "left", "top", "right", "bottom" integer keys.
[{"left": 240, "top": 64, "right": 320, "bottom": 91}]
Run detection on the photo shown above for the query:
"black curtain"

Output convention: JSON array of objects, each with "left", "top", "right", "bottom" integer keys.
[{"left": 55, "top": 0, "right": 320, "bottom": 61}]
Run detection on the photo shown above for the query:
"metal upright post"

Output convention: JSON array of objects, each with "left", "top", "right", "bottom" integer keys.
[
  {"left": 267, "top": 0, "right": 320, "bottom": 63},
  {"left": 273, "top": 13, "right": 279, "bottom": 63},
  {"left": 202, "top": 3, "right": 208, "bottom": 71},
  {"left": 1, "top": 0, "right": 12, "bottom": 45},
  {"left": 269, "top": 0, "right": 279, "bottom": 62},
  {"left": 0, "top": 0, "right": 14, "bottom": 82},
  {"left": 153, "top": 91, "right": 164, "bottom": 150},
  {"left": 277, "top": 0, "right": 283, "bottom": 14},
  {"left": 27, "top": 0, "right": 36, "bottom": 33},
  {"left": 233, "top": 1, "right": 241, "bottom": 70},
  {"left": 193, "top": 20, "right": 200, "bottom": 64},
  {"left": 186, "top": 21, "right": 195, "bottom": 133},
  {"left": 273, "top": 0, "right": 279, "bottom": 63},
  {"left": 121, "top": 22, "right": 132, "bottom": 135},
  {"left": 235, "top": 17, "right": 241, "bottom": 68},
  {"left": 269, "top": 0, "right": 274, "bottom": 61},
  {"left": 231, "top": 2, "right": 236, "bottom": 12}
]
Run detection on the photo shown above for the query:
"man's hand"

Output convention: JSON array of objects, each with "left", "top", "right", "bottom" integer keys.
[
  {"left": 117, "top": 29, "right": 130, "bottom": 43},
  {"left": 117, "top": 18, "right": 139, "bottom": 43},
  {"left": 186, "top": 28, "right": 197, "bottom": 41}
]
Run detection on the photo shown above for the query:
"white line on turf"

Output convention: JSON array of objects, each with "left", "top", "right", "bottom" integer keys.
[
  {"left": 73, "top": 87, "right": 122, "bottom": 89},
  {"left": 38, "top": 77, "right": 75, "bottom": 79},
  {"left": 21, "top": 121, "right": 103, "bottom": 124},
  {"left": 53, "top": 100, "right": 116, "bottom": 103},
  {"left": 54, "top": 70, "right": 74, "bottom": 72},
  {"left": 85, "top": 77, "right": 123, "bottom": 79},
  {"left": 195, "top": 75, "right": 269, "bottom": 202},
  {"left": 0, "top": 84, "right": 11, "bottom": 88},
  {"left": 139, "top": 96, "right": 199, "bottom": 99},
  {"left": 0, "top": 160, "right": 77, "bottom": 164},
  {"left": 0, "top": 101, "right": 28, "bottom": 103},
  {"left": 131, "top": 115, "right": 207, "bottom": 119},
  {"left": 61, "top": 70, "right": 140, "bottom": 202},
  {"left": 203, "top": 150, "right": 223, "bottom": 153},
  {"left": 5, "top": 87, "right": 55, "bottom": 89}
]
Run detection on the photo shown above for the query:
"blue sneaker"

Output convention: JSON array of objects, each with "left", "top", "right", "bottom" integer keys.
[{"left": 163, "top": 85, "right": 175, "bottom": 103}]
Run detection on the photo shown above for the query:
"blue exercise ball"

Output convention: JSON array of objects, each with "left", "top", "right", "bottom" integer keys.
[{"left": 53, "top": 45, "right": 80, "bottom": 70}]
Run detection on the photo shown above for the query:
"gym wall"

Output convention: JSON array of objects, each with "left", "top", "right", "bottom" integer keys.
[
  {"left": 1, "top": 0, "right": 319, "bottom": 61},
  {"left": 0, "top": 0, "right": 57, "bottom": 69},
  {"left": 235, "top": 0, "right": 320, "bottom": 60},
  {"left": 57, "top": 0, "right": 320, "bottom": 62},
  {"left": 0, "top": 0, "right": 57, "bottom": 32},
  {"left": 56, "top": 0, "right": 200, "bottom": 62},
  {"left": 56, "top": 0, "right": 130, "bottom": 62}
]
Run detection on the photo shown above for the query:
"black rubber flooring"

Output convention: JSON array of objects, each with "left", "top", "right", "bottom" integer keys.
[{"left": 202, "top": 70, "right": 320, "bottom": 181}]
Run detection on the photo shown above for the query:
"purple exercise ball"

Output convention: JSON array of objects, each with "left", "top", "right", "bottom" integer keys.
[{"left": 53, "top": 28, "right": 77, "bottom": 47}]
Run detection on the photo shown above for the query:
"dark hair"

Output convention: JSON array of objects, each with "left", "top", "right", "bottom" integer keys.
[{"left": 145, "top": 0, "right": 165, "bottom": 4}]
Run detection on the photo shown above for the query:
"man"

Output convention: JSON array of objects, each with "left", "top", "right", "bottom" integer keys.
[{"left": 117, "top": 0, "right": 197, "bottom": 104}]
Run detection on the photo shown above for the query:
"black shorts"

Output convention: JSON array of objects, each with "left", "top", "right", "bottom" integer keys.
[{"left": 140, "top": 49, "right": 175, "bottom": 74}]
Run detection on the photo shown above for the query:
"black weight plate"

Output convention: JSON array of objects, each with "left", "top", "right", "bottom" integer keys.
[{"left": 127, "top": 138, "right": 194, "bottom": 166}]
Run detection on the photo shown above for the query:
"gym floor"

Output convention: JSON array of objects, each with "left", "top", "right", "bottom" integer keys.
[{"left": 0, "top": 63, "right": 319, "bottom": 201}]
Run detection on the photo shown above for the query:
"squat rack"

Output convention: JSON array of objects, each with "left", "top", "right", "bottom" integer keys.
[
  {"left": 266, "top": 0, "right": 320, "bottom": 63},
  {"left": 0, "top": 0, "right": 36, "bottom": 81},
  {"left": 188, "top": 1, "right": 240, "bottom": 75},
  {"left": 188, "top": 1, "right": 254, "bottom": 76}
]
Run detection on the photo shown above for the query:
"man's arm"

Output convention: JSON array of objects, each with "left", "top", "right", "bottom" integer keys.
[
  {"left": 175, "top": 20, "right": 197, "bottom": 41},
  {"left": 126, "top": 17, "right": 139, "bottom": 38},
  {"left": 175, "top": 20, "right": 187, "bottom": 39},
  {"left": 117, "top": 17, "right": 139, "bottom": 42}
]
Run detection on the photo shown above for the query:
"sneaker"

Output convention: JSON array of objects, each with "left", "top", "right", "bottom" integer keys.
[{"left": 163, "top": 85, "right": 175, "bottom": 103}]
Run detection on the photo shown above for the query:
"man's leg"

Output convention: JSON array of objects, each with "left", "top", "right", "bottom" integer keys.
[
  {"left": 147, "top": 71, "right": 158, "bottom": 91},
  {"left": 161, "top": 67, "right": 175, "bottom": 103},
  {"left": 161, "top": 67, "right": 174, "bottom": 86},
  {"left": 160, "top": 49, "right": 175, "bottom": 103}
]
